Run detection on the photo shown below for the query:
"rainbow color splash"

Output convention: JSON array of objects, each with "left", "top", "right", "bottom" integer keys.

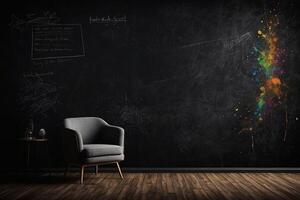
[{"left": 253, "top": 14, "right": 286, "bottom": 121}]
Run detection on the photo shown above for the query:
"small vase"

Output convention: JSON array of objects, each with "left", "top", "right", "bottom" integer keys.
[{"left": 38, "top": 129, "right": 46, "bottom": 138}]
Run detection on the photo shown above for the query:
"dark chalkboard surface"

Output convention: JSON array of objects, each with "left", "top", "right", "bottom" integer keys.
[{"left": 2, "top": 0, "right": 300, "bottom": 168}]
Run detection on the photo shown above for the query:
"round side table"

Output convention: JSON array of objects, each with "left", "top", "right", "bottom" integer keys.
[{"left": 18, "top": 137, "right": 51, "bottom": 175}]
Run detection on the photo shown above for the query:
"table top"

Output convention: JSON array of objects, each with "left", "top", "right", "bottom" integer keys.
[{"left": 18, "top": 137, "right": 48, "bottom": 142}]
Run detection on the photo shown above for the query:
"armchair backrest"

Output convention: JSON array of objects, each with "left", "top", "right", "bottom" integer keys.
[{"left": 64, "top": 117, "right": 108, "bottom": 144}]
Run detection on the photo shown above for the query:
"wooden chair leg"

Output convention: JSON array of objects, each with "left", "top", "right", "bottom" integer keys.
[
  {"left": 80, "top": 165, "right": 85, "bottom": 184},
  {"left": 116, "top": 162, "right": 124, "bottom": 179},
  {"left": 95, "top": 165, "right": 98, "bottom": 175}
]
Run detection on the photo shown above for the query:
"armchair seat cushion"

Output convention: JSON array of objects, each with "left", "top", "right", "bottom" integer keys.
[
  {"left": 82, "top": 144, "right": 122, "bottom": 158},
  {"left": 83, "top": 154, "right": 124, "bottom": 164}
]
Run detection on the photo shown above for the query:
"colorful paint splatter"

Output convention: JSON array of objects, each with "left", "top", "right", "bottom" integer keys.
[
  {"left": 238, "top": 9, "right": 288, "bottom": 142},
  {"left": 254, "top": 13, "right": 286, "bottom": 122}
]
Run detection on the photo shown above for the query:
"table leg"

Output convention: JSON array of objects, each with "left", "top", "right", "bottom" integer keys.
[
  {"left": 46, "top": 142, "right": 51, "bottom": 176},
  {"left": 26, "top": 143, "right": 30, "bottom": 167}
]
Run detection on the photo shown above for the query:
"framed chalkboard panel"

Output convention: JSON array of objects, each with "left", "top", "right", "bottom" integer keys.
[{"left": 31, "top": 24, "right": 85, "bottom": 60}]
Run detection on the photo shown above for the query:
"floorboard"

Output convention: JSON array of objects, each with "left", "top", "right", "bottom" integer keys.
[{"left": 0, "top": 172, "right": 299, "bottom": 200}]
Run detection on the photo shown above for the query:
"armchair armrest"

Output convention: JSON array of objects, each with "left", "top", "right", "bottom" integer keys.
[
  {"left": 62, "top": 128, "right": 84, "bottom": 163},
  {"left": 100, "top": 125, "right": 125, "bottom": 152}
]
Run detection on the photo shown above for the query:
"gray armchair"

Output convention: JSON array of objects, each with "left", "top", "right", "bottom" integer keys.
[{"left": 63, "top": 117, "right": 125, "bottom": 183}]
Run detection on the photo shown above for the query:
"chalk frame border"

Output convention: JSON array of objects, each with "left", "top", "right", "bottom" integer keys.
[{"left": 31, "top": 24, "right": 85, "bottom": 60}]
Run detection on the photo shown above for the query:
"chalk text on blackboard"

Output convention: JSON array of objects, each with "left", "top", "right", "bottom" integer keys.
[{"left": 89, "top": 15, "right": 127, "bottom": 25}]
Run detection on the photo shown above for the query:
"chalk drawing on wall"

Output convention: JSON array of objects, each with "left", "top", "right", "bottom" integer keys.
[
  {"left": 182, "top": 32, "right": 253, "bottom": 50},
  {"left": 17, "top": 72, "right": 60, "bottom": 118},
  {"left": 9, "top": 12, "right": 60, "bottom": 31},
  {"left": 89, "top": 15, "right": 127, "bottom": 25},
  {"left": 31, "top": 24, "right": 85, "bottom": 60}
]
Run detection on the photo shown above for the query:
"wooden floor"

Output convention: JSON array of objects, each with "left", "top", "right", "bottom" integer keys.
[{"left": 0, "top": 172, "right": 299, "bottom": 200}]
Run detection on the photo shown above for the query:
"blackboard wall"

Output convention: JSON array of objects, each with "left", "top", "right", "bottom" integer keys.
[{"left": 2, "top": 0, "right": 300, "bottom": 169}]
